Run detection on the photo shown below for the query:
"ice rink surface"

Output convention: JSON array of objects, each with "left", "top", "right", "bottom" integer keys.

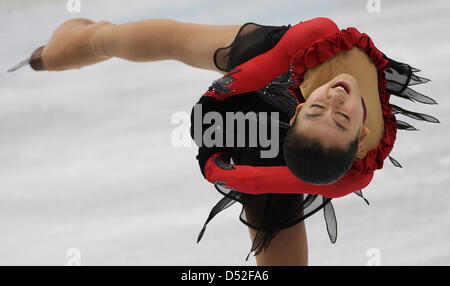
[{"left": 0, "top": 0, "right": 449, "bottom": 265}]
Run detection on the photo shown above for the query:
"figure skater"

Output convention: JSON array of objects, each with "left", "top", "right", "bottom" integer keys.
[{"left": 10, "top": 17, "right": 439, "bottom": 266}]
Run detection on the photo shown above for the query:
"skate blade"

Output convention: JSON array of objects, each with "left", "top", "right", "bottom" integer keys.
[{"left": 7, "top": 57, "right": 30, "bottom": 72}]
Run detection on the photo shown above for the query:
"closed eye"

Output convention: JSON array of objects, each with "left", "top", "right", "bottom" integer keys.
[
  {"left": 305, "top": 113, "right": 349, "bottom": 132},
  {"left": 338, "top": 112, "right": 350, "bottom": 121},
  {"left": 311, "top": 104, "right": 350, "bottom": 121}
]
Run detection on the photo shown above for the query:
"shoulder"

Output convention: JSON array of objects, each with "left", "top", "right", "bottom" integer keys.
[
  {"left": 275, "top": 17, "right": 339, "bottom": 58},
  {"left": 288, "top": 17, "right": 339, "bottom": 33}
]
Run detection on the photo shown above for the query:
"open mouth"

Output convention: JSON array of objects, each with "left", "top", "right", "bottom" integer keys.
[{"left": 332, "top": 81, "right": 350, "bottom": 94}]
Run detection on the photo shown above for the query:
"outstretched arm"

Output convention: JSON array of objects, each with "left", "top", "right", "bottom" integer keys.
[
  {"left": 37, "top": 18, "right": 241, "bottom": 73},
  {"left": 203, "top": 17, "right": 340, "bottom": 101}
]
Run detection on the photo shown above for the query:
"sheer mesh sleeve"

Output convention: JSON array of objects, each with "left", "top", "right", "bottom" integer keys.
[{"left": 214, "top": 22, "right": 291, "bottom": 72}]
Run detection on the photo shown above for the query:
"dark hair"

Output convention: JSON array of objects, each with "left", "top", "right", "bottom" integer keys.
[{"left": 282, "top": 120, "right": 359, "bottom": 185}]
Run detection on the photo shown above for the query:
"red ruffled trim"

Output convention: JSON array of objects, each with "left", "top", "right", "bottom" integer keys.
[{"left": 289, "top": 27, "right": 397, "bottom": 175}]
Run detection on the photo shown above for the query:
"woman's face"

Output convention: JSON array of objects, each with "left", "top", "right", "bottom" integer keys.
[{"left": 291, "top": 73, "right": 367, "bottom": 150}]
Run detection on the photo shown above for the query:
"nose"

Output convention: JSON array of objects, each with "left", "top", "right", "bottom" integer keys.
[{"left": 326, "top": 88, "right": 346, "bottom": 107}]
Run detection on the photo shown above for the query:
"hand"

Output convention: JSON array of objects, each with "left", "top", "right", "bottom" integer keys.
[{"left": 35, "top": 18, "right": 113, "bottom": 71}]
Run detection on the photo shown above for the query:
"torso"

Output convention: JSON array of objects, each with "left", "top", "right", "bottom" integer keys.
[
  {"left": 299, "top": 47, "right": 385, "bottom": 159},
  {"left": 226, "top": 92, "right": 290, "bottom": 166}
]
